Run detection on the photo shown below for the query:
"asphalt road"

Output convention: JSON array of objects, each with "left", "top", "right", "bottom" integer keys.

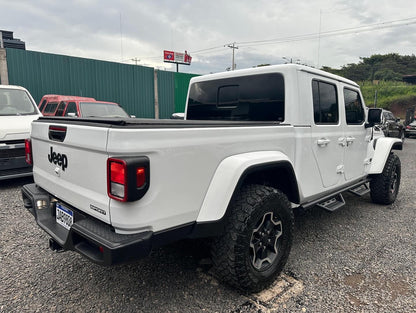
[{"left": 1, "top": 140, "right": 415, "bottom": 313}]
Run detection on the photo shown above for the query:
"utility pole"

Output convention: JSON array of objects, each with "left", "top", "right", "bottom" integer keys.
[
  {"left": 317, "top": 9, "right": 322, "bottom": 68},
  {"left": 226, "top": 42, "right": 238, "bottom": 70},
  {"left": 131, "top": 57, "right": 140, "bottom": 65}
]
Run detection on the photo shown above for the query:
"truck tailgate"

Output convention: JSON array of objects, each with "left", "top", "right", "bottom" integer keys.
[{"left": 30, "top": 121, "right": 111, "bottom": 224}]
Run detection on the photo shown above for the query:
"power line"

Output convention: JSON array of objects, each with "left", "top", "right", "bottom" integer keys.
[
  {"left": 121, "top": 16, "right": 416, "bottom": 65},
  {"left": 187, "top": 16, "right": 416, "bottom": 57},
  {"left": 237, "top": 17, "right": 416, "bottom": 48}
]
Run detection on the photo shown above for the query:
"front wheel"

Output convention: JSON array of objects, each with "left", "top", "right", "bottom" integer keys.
[
  {"left": 370, "top": 153, "right": 401, "bottom": 204},
  {"left": 211, "top": 185, "right": 294, "bottom": 292}
]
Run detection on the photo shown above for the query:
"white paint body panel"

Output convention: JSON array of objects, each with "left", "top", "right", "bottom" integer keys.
[
  {"left": 29, "top": 64, "right": 399, "bottom": 234},
  {"left": 106, "top": 125, "right": 295, "bottom": 232},
  {"left": 197, "top": 151, "right": 293, "bottom": 222},
  {"left": 0, "top": 85, "right": 41, "bottom": 140},
  {"left": 369, "top": 137, "right": 402, "bottom": 174}
]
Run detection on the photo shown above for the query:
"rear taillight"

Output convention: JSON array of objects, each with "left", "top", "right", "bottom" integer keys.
[
  {"left": 25, "top": 139, "right": 32, "bottom": 165},
  {"left": 107, "top": 157, "right": 150, "bottom": 202},
  {"left": 109, "top": 159, "right": 127, "bottom": 200}
]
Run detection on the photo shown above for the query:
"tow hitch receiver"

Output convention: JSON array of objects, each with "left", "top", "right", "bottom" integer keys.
[{"left": 49, "top": 238, "right": 64, "bottom": 253}]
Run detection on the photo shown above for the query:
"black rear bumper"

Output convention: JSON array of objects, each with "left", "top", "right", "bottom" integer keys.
[{"left": 21, "top": 183, "right": 153, "bottom": 265}]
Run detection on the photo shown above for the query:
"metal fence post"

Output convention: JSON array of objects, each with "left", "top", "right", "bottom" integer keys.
[
  {"left": 154, "top": 69, "right": 159, "bottom": 119},
  {"left": 0, "top": 48, "right": 9, "bottom": 85}
]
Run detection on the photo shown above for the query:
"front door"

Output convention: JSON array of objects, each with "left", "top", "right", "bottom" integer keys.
[{"left": 342, "top": 88, "right": 369, "bottom": 181}]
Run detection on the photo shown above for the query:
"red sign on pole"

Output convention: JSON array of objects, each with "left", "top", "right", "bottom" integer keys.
[{"left": 163, "top": 50, "right": 192, "bottom": 65}]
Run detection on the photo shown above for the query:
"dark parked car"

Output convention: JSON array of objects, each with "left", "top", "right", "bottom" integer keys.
[
  {"left": 405, "top": 120, "right": 416, "bottom": 138},
  {"left": 380, "top": 109, "right": 405, "bottom": 140}
]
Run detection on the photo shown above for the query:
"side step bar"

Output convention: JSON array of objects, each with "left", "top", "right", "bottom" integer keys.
[
  {"left": 349, "top": 183, "right": 370, "bottom": 196},
  {"left": 316, "top": 194, "right": 345, "bottom": 212},
  {"left": 301, "top": 179, "right": 371, "bottom": 212}
]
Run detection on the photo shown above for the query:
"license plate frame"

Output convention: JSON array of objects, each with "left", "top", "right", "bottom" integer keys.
[{"left": 56, "top": 203, "right": 73, "bottom": 230}]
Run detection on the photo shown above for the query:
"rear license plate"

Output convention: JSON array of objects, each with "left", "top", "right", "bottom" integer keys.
[{"left": 56, "top": 203, "right": 73, "bottom": 230}]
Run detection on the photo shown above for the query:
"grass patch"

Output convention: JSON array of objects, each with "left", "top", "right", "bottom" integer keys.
[{"left": 359, "top": 81, "right": 416, "bottom": 109}]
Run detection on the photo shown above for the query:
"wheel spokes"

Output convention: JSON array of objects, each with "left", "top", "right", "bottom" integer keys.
[
  {"left": 390, "top": 166, "right": 398, "bottom": 194},
  {"left": 250, "top": 212, "right": 283, "bottom": 270}
]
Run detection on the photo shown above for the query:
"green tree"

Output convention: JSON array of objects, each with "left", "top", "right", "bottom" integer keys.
[{"left": 322, "top": 53, "right": 416, "bottom": 81}]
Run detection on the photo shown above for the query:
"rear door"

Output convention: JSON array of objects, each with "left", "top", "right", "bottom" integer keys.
[{"left": 310, "top": 79, "right": 345, "bottom": 188}]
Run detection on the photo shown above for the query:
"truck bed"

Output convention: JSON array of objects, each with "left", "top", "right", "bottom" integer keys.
[{"left": 30, "top": 116, "right": 296, "bottom": 234}]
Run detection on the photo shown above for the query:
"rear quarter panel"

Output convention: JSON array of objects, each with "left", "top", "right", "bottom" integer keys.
[{"left": 107, "top": 125, "right": 295, "bottom": 233}]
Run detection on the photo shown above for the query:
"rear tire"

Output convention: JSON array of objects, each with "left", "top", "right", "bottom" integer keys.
[
  {"left": 370, "top": 153, "right": 401, "bottom": 204},
  {"left": 211, "top": 185, "right": 294, "bottom": 292}
]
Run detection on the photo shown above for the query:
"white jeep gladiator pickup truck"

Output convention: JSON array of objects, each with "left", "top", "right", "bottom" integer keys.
[{"left": 22, "top": 64, "right": 402, "bottom": 292}]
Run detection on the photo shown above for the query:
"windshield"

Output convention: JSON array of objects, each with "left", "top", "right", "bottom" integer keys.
[
  {"left": 79, "top": 102, "right": 129, "bottom": 118},
  {"left": 0, "top": 88, "right": 37, "bottom": 116}
]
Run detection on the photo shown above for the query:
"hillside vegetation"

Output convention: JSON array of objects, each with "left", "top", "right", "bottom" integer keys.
[{"left": 322, "top": 54, "right": 416, "bottom": 116}]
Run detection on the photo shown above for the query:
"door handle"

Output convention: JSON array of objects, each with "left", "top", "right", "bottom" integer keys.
[
  {"left": 317, "top": 138, "right": 331, "bottom": 147},
  {"left": 338, "top": 137, "right": 346, "bottom": 147},
  {"left": 346, "top": 136, "right": 356, "bottom": 146}
]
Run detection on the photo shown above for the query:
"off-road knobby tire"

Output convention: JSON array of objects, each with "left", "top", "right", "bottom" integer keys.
[
  {"left": 210, "top": 184, "right": 294, "bottom": 292},
  {"left": 370, "top": 153, "right": 401, "bottom": 204}
]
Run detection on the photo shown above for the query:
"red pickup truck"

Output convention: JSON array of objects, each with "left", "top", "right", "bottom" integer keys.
[{"left": 38, "top": 95, "right": 130, "bottom": 118}]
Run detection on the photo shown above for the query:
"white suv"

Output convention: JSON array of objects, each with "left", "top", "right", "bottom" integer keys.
[{"left": 0, "top": 85, "right": 41, "bottom": 180}]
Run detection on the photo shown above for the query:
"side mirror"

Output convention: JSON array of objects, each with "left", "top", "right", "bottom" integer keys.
[
  {"left": 171, "top": 112, "right": 185, "bottom": 120},
  {"left": 365, "top": 108, "right": 382, "bottom": 128}
]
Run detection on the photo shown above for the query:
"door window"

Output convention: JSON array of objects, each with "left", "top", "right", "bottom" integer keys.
[
  {"left": 65, "top": 102, "right": 78, "bottom": 116},
  {"left": 344, "top": 89, "right": 365, "bottom": 124},
  {"left": 312, "top": 80, "right": 338, "bottom": 124}
]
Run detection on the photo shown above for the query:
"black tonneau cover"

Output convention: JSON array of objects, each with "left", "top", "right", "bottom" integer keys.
[{"left": 35, "top": 116, "right": 285, "bottom": 129}]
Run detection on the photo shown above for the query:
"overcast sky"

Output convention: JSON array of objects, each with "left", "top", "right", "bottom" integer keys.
[{"left": 1, "top": 0, "right": 416, "bottom": 74}]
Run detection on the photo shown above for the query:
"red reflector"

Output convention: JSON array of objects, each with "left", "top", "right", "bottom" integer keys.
[
  {"left": 49, "top": 126, "right": 67, "bottom": 132},
  {"left": 136, "top": 167, "right": 146, "bottom": 187},
  {"left": 110, "top": 161, "right": 125, "bottom": 184},
  {"left": 99, "top": 246, "right": 104, "bottom": 253},
  {"left": 25, "top": 139, "right": 32, "bottom": 165}
]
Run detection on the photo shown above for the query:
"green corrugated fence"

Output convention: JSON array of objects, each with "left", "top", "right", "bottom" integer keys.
[{"left": 5, "top": 48, "right": 199, "bottom": 118}]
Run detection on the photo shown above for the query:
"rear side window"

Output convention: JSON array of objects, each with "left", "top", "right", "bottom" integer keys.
[
  {"left": 44, "top": 102, "right": 58, "bottom": 114},
  {"left": 344, "top": 88, "right": 364, "bottom": 124},
  {"left": 312, "top": 80, "right": 338, "bottom": 124},
  {"left": 39, "top": 100, "right": 47, "bottom": 112},
  {"left": 55, "top": 101, "right": 67, "bottom": 116},
  {"left": 187, "top": 73, "right": 285, "bottom": 121}
]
